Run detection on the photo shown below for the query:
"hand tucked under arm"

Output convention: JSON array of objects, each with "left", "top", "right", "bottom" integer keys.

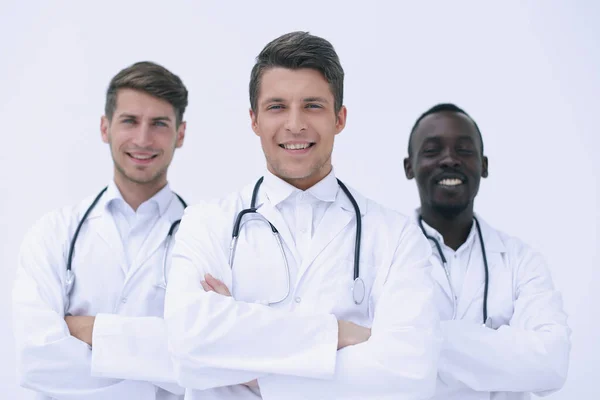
[{"left": 65, "top": 316, "right": 95, "bottom": 346}]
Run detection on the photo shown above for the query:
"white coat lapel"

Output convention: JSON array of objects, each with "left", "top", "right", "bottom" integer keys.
[
  {"left": 456, "top": 217, "right": 506, "bottom": 319},
  {"left": 430, "top": 258, "right": 454, "bottom": 304},
  {"left": 89, "top": 209, "right": 127, "bottom": 274},
  {"left": 257, "top": 201, "right": 301, "bottom": 265},
  {"left": 303, "top": 203, "right": 352, "bottom": 273}
]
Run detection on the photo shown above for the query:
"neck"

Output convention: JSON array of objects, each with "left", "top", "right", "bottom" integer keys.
[
  {"left": 275, "top": 164, "right": 332, "bottom": 191},
  {"left": 420, "top": 204, "right": 474, "bottom": 251},
  {"left": 113, "top": 172, "right": 167, "bottom": 211}
]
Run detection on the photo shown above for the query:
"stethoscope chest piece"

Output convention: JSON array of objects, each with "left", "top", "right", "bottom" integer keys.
[
  {"left": 65, "top": 269, "right": 75, "bottom": 296},
  {"left": 353, "top": 277, "right": 365, "bottom": 305}
]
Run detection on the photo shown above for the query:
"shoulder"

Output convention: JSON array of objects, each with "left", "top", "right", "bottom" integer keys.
[
  {"left": 18, "top": 194, "right": 102, "bottom": 269},
  {"left": 24, "top": 195, "right": 98, "bottom": 243},
  {"left": 341, "top": 183, "right": 426, "bottom": 256},
  {"left": 345, "top": 183, "right": 417, "bottom": 236},
  {"left": 177, "top": 183, "right": 256, "bottom": 240},
  {"left": 477, "top": 216, "right": 549, "bottom": 272}
]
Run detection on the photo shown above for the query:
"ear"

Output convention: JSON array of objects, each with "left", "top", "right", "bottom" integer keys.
[
  {"left": 101, "top": 116, "right": 110, "bottom": 144},
  {"left": 334, "top": 105, "right": 347, "bottom": 135},
  {"left": 404, "top": 156, "right": 414, "bottom": 179},
  {"left": 175, "top": 121, "right": 186, "bottom": 148},
  {"left": 481, "top": 155, "right": 489, "bottom": 178},
  {"left": 250, "top": 108, "right": 260, "bottom": 137}
]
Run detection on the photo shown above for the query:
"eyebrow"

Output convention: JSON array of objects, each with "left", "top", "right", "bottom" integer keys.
[
  {"left": 303, "top": 97, "right": 329, "bottom": 103},
  {"left": 261, "top": 97, "right": 285, "bottom": 107}
]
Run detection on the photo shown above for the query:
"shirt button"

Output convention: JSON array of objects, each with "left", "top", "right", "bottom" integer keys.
[
  {"left": 295, "top": 297, "right": 302, "bottom": 303},
  {"left": 121, "top": 297, "right": 128, "bottom": 304}
]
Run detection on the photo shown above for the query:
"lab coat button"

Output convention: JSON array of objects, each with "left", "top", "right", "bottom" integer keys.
[
  {"left": 295, "top": 297, "right": 302, "bottom": 303},
  {"left": 121, "top": 297, "right": 127, "bottom": 303}
]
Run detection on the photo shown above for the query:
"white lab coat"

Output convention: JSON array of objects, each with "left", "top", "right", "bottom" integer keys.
[
  {"left": 423, "top": 215, "right": 571, "bottom": 400},
  {"left": 12, "top": 189, "right": 187, "bottom": 400},
  {"left": 164, "top": 178, "right": 442, "bottom": 400}
]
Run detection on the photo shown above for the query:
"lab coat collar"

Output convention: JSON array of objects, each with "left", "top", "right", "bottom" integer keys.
[
  {"left": 261, "top": 167, "right": 338, "bottom": 207},
  {"left": 412, "top": 208, "right": 506, "bottom": 254},
  {"left": 260, "top": 168, "right": 367, "bottom": 216},
  {"left": 104, "top": 180, "right": 172, "bottom": 217}
]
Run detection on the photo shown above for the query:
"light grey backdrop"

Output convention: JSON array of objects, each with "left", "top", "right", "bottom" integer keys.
[{"left": 1, "top": 0, "right": 597, "bottom": 398}]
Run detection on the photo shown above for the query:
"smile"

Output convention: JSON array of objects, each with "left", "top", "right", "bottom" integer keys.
[
  {"left": 279, "top": 142, "right": 315, "bottom": 150},
  {"left": 437, "top": 178, "right": 464, "bottom": 187},
  {"left": 127, "top": 152, "right": 158, "bottom": 163}
]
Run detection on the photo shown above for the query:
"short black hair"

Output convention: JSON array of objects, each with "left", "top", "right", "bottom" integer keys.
[
  {"left": 407, "top": 103, "right": 484, "bottom": 156},
  {"left": 249, "top": 31, "right": 344, "bottom": 114}
]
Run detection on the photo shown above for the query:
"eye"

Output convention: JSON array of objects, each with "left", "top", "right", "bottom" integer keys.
[
  {"left": 122, "top": 118, "right": 135, "bottom": 124},
  {"left": 305, "top": 103, "right": 323, "bottom": 109},
  {"left": 421, "top": 147, "right": 440, "bottom": 156},
  {"left": 153, "top": 121, "right": 168, "bottom": 127},
  {"left": 267, "top": 104, "right": 284, "bottom": 111},
  {"left": 456, "top": 147, "right": 475, "bottom": 155}
]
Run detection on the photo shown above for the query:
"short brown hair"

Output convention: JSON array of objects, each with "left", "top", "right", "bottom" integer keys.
[
  {"left": 249, "top": 31, "right": 344, "bottom": 114},
  {"left": 105, "top": 61, "right": 188, "bottom": 126}
]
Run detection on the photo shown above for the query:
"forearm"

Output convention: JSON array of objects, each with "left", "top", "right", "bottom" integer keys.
[
  {"left": 439, "top": 320, "right": 570, "bottom": 392},
  {"left": 17, "top": 335, "right": 156, "bottom": 399},
  {"left": 165, "top": 290, "right": 339, "bottom": 390},
  {"left": 258, "top": 326, "right": 440, "bottom": 400},
  {"left": 91, "top": 314, "right": 184, "bottom": 395}
]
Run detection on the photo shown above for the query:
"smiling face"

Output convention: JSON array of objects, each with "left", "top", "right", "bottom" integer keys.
[
  {"left": 101, "top": 88, "right": 185, "bottom": 190},
  {"left": 404, "top": 110, "right": 488, "bottom": 218},
  {"left": 250, "top": 67, "right": 346, "bottom": 190}
]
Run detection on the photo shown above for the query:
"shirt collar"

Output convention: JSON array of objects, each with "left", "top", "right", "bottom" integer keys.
[
  {"left": 261, "top": 167, "right": 339, "bottom": 207},
  {"left": 105, "top": 180, "right": 173, "bottom": 216}
]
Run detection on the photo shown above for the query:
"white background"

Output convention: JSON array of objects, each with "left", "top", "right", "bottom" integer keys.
[{"left": 1, "top": 0, "right": 598, "bottom": 398}]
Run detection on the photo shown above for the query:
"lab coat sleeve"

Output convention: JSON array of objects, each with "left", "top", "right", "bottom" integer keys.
[
  {"left": 164, "top": 204, "right": 339, "bottom": 390},
  {"left": 90, "top": 314, "right": 184, "bottom": 396},
  {"left": 12, "top": 214, "right": 157, "bottom": 400},
  {"left": 257, "top": 222, "right": 442, "bottom": 400},
  {"left": 437, "top": 247, "right": 571, "bottom": 394}
]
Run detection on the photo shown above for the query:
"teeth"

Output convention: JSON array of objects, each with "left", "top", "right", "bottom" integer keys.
[
  {"left": 438, "top": 178, "right": 463, "bottom": 186},
  {"left": 282, "top": 143, "right": 310, "bottom": 150},
  {"left": 130, "top": 154, "right": 154, "bottom": 160}
]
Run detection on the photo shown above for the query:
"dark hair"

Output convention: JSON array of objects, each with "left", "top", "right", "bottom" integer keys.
[
  {"left": 105, "top": 61, "right": 188, "bottom": 126},
  {"left": 407, "top": 103, "right": 484, "bottom": 156},
  {"left": 249, "top": 31, "right": 344, "bottom": 113}
]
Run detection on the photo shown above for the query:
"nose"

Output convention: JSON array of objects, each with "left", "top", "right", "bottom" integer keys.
[
  {"left": 132, "top": 122, "right": 153, "bottom": 147},
  {"left": 439, "top": 148, "right": 461, "bottom": 168},
  {"left": 284, "top": 108, "right": 307, "bottom": 134}
]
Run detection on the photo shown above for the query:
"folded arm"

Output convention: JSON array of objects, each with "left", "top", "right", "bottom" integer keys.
[
  {"left": 438, "top": 249, "right": 571, "bottom": 394},
  {"left": 256, "top": 222, "right": 442, "bottom": 400},
  {"left": 12, "top": 218, "right": 156, "bottom": 399},
  {"left": 90, "top": 314, "right": 185, "bottom": 396},
  {"left": 164, "top": 205, "right": 341, "bottom": 390}
]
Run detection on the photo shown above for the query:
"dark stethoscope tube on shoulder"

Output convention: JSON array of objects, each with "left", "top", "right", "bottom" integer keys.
[{"left": 417, "top": 215, "right": 490, "bottom": 326}]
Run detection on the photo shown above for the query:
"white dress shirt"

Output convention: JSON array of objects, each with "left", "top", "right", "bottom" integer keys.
[
  {"left": 418, "top": 216, "right": 478, "bottom": 298},
  {"left": 106, "top": 181, "right": 173, "bottom": 269},
  {"left": 262, "top": 168, "right": 338, "bottom": 261}
]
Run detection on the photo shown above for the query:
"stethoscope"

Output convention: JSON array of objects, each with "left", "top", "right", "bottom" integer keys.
[
  {"left": 64, "top": 186, "right": 187, "bottom": 300},
  {"left": 229, "top": 176, "right": 365, "bottom": 305},
  {"left": 417, "top": 215, "right": 490, "bottom": 326}
]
